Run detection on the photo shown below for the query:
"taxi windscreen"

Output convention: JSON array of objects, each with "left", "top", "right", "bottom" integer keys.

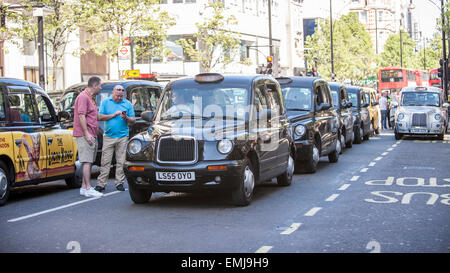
[
  {"left": 156, "top": 85, "right": 249, "bottom": 121},
  {"left": 401, "top": 92, "right": 440, "bottom": 107},
  {"left": 281, "top": 87, "right": 311, "bottom": 111}
]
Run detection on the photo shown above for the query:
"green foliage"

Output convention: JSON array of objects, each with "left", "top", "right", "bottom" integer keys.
[
  {"left": 177, "top": 2, "right": 241, "bottom": 72},
  {"left": 72, "top": 0, "right": 175, "bottom": 63},
  {"left": 304, "top": 12, "right": 376, "bottom": 83}
]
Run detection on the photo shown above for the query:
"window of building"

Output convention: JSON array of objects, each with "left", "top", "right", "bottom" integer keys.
[{"left": 24, "top": 67, "right": 39, "bottom": 85}]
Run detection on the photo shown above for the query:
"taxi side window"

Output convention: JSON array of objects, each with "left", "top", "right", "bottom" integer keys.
[
  {"left": 360, "top": 91, "right": 367, "bottom": 105},
  {"left": 130, "top": 87, "right": 151, "bottom": 114},
  {"left": 364, "top": 92, "right": 371, "bottom": 104},
  {"left": 315, "top": 84, "right": 329, "bottom": 107},
  {"left": 254, "top": 85, "right": 268, "bottom": 112},
  {"left": 6, "top": 88, "right": 38, "bottom": 124},
  {"left": 0, "top": 91, "right": 5, "bottom": 120},
  {"left": 341, "top": 88, "right": 348, "bottom": 106},
  {"left": 147, "top": 87, "right": 160, "bottom": 110},
  {"left": 266, "top": 83, "right": 283, "bottom": 115},
  {"left": 36, "top": 94, "right": 54, "bottom": 121}
]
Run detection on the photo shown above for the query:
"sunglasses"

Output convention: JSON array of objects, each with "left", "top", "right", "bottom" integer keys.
[{"left": 115, "top": 88, "right": 125, "bottom": 91}]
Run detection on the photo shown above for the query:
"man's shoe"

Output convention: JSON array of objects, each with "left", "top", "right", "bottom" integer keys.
[
  {"left": 116, "top": 184, "right": 125, "bottom": 191},
  {"left": 80, "top": 188, "right": 87, "bottom": 196},
  {"left": 95, "top": 186, "right": 105, "bottom": 192},
  {"left": 85, "top": 187, "right": 104, "bottom": 198}
]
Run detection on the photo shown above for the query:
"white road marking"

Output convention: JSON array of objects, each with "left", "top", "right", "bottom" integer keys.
[
  {"left": 374, "top": 157, "right": 383, "bottom": 161},
  {"left": 361, "top": 168, "right": 369, "bottom": 173},
  {"left": 255, "top": 246, "right": 273, "bottom": 253},
  {"left": 369, "top": 162, "right": 376, "bottom": 167},
  {"left": 350, "top": 176, "right": 360, "bottom": 181},
  {"left": 338, "top": 184, "right": 351, "bottom": 191},
  {"left": 387, "top": 148, "right": 393, "bottom": 151},
  {"left": 280, "top": 223, "right": 302, "bottom": 235},
  {"left": 304, "top": 207, "right": 322, "bottom": 216},
  {"left": 382, "top": 152, "right": 388, "bottom": 156},
  {"left": 392, "top": 144, "right": 397, "bottom": 147},
  {"left": 326, "top": 194, "right": 340, "bottom": 202},
  {"left": 8, "top": 190, "right": 123, "bottom": 223}
]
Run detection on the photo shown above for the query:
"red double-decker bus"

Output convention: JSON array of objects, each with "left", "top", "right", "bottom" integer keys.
[
  {"left": 378, "top": 66, "right": 429, "bottom": 96},
  {"left": 429, "top": 68, "right": 441, "bottom": 88}
]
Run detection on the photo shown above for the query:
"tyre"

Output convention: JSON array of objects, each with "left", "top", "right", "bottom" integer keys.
[
  {"left": 353, "top": 126, "right": 363, "bottom": 144},
  {"left": 0, "top": 161, "right": 11, "bottom": 207},
  {"left": 328, "top": 139, "right": 340, "bottom": 163},
  {"left": 231, "top": 159, "right": 255, "bottom": 206},
  {"left": 345, "top": 130, "right": 353, "bottom": 148},
  {"left": 277, "top": 154, "right": 294, "bottom": 187},
  {"left": 65, "top": 162, "right": 82, "bottom": 188},
  {"left": 363, "top": 123, "right": 370, "bottom": 141},
  {"left": 394, "top": 130, "right": 403, "bottom": 140},
  {"left": 339, "top": 132, "right": 345, "bottom": 154},
  {"left": 302, "top": 142, "right": 320, "bottom": 173},
  {"left": 128, "top": 182, "right": 152, "bottom": 204}
]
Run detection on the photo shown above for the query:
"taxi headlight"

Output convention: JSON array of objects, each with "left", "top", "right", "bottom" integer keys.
[
  {"left": 294, "top": 125, "right": 306, "bottom": 137},
  {"left": 397, "top": 113, "right": 405, "bottom": 120},
  {"left": 435, "top": 113, "right": 441, "bottom": 121},
  {"left": 128, "top": 139, "right": 142, "bottom": 155},
  {"left": 217, "top": 139, "right": 233, "bottom": 154}
]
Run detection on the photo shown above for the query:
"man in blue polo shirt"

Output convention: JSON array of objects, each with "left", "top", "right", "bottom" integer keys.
[{"left": 95, "top": 85, "right": 136, "bottom": 192}]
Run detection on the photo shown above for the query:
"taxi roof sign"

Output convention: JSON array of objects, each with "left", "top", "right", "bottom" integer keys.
[
  {"left": 415, "top": 86, "right": 428, "bottom": 91},
  {"left": 194, "top": 73, "right": 224, "bottom": 83},
  {"left": 275, "top": 77, "right": 293, "bottom": 84}
]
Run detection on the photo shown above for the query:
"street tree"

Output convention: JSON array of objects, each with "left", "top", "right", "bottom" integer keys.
[
  {"left": 379, "top": 30, "right": 418, "bottom": 69},
  {"left": 416, "top": 33, "right": 442, "bottom": 71},
  {"left": 1, "top": 1, "right": 79, "bottom": 91},
  {"left": 304, "top": 12, "right": 376, "bottom": 83},
  {"left": 177, "top": 2, "right": 241, "bottom": 73},
  {"left": 73, "top": 0, "right": 175, "bottom": 78}
]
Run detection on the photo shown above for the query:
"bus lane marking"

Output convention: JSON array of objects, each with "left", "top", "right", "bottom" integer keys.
[
  {"left": 361, "top": 168, "right": 368, "bottom": 173},
  {"left": 304, "top": 207, "right": 322, "bottom": 216},
  {"left": 338, "top": 184, "right": 351, "bottom": 191},
  {"left": 369, "top": 162, "right": 376, "bottom": 167},
  {"left": 326, "top": 194, "right": 340, "bottom": 202},
  {"left": 381, "top": 152, "right": 388, "bottom": 156},
  {"left": 8, "top": 190, "right": 123, "bottom": 223},
  {"left": 255, "top": 246, "right": 273, "bottom": 253},
  {"left": 374, "top": 157, "right": 383, "bottom": 161},
  {"left": 280, "top": 223, "right": 302, "bottom": 235},
  {"left": 350, "top": 176, "right": 360, "bottom": 181}
]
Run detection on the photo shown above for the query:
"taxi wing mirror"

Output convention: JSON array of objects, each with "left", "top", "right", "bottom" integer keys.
[
  {"left": 317, "top": 103, "right": 331, "bottom": 111},
  {"left": 141, "top": 111, "right": 154, "bottom": 122},
  {"left": 346, "top": 102, "right": 353, "bottom": 108},
  {"left": 361, "top": 102, "right": 370, "bottom": 108}
]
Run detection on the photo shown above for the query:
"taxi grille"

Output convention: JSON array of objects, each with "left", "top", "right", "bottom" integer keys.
[
  {"left": 411, "top": 113, "right": 427, "bottom": 127},
  {"left": 157, "top": 136, "right": 196, "bottom": 163}
]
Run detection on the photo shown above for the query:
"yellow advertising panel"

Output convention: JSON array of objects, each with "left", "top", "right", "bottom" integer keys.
[{"left": 124, "top": 70, "right": 140, "bottom": 78}]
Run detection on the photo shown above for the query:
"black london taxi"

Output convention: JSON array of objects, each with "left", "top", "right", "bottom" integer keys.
[
  {"left": 59, "top": 80, "right": 162, "bottom": 164},
  {"left": 0, "top": 78, "right": 79, "bottom": 206},
  {"left": 276, "top": 76, "right": 340, "bottom": 173},
  {"left": 329, "top": 82, "right": 355, "bottom": 150},
  {"left": 124, "top": 73, "right": 294, "bottom": 206},
  {"left": 346, "top": 86, "right": 371, "bottom": 144}
]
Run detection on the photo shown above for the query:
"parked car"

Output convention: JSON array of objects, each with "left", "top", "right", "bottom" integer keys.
[
  {"left": 346, "top": 86, "right": 372, "bottom": 144},
  {"left": 59, "top": 80, "right": 162, "bottom": 164},
  {"left": 329, "top": 82, "right": 355, "bottom": 151},
  {"left": 276, "top": 77, "right": 340, "bottom": 173},
  {"left": 394, "top": 86, "right": 448, "bottom": 140},
  {"left": 365, "top": 88, "right": 381, "bottom": 135},
  {"left": 124, "top": 73, "right": 294, "bottom": 206},
  {"left": 0, "top": 78, "right": 80, "bottom": 206}
]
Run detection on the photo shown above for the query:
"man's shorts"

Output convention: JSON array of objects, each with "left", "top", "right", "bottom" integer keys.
[{"left": 75, "top": 136, "right": 97, "bottom": 163}]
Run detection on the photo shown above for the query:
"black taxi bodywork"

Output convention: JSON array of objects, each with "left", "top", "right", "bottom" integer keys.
[
  {"left": 329, "top": 82, "right": 355, "bottom": 150},
  {"left": 276, "top": 77, "right": 340, "bottom": 173},
  {"left": 346, "top": 86, "right": 371, "bottom": 144},
  {"left": 59, "top": 80, "right": 162, "bottom": 165},
  {"left": 0, "top": 78, "right": 79, "bottom": 206},
  {"left": 124, "top": 73, "right": 294, "bottom": 206}
]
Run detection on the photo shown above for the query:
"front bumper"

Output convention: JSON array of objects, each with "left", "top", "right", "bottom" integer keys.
[
  {"left": 124, "top": 159, "right": 245, "bottom": 192},
  {"left": 396, "top": 122, "right": 444, "bottom": 135}
]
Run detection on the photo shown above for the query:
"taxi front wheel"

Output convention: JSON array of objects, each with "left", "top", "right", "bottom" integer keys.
[
  {"left": 0, "top": 162, "right": 10, "bottom": 206},
  {"left": 231, "top": 159, "right": 255, "bottom": 206}
]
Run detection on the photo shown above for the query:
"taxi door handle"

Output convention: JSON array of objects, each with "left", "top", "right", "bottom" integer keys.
[
  {"left": 15, "top": 139, "right": 22, "bottom": 147},
  {"left": 47, "top": 137, "right": 53, "bottom": 145}
]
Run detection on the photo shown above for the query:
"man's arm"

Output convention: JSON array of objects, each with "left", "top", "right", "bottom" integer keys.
[
  {"left": 79, "top": 114, "right": 94, "bottom": 146},
  {"left": 98, "top": 111, "right": 121, "bottom": 121}
]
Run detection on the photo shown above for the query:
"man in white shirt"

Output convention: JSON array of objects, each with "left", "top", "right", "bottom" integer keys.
[{"left": 379, "top": 91, "right": 389, "bottom": 130}]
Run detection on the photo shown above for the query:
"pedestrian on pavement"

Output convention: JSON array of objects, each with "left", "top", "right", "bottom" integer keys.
[
  {"left": 73, "top": 76, "right": 103, "bottom": 198},
  {"left": 95, "top": 85, "right": 136, "bottom": 192},
  {"left": 379, "top": 91, "right": 389, "bottom": 130}
]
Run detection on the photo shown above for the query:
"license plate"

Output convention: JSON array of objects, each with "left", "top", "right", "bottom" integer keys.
[
  {"left": 156, "top": 172, "right": 195, "bottom": 181},
  {"left": 411, "top": 129, "right": 427, "bottom": 133}
]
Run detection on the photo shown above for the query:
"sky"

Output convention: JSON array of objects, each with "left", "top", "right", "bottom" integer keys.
[{"left": 415, "top": 0, "right": 442, "bottom": 39}]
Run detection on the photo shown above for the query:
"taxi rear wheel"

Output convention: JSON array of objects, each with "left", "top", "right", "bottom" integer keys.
[
  {"left": 128, "top": 183, "right": 152, "bottom": 204},
  {"left": 0, "top": 162, "right": 11, "bottom": 207},
  {"left": 231, "top": 159, "right": 255, "bottom": 206}
]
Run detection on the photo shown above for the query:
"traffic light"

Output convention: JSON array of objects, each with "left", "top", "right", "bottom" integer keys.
[
  {"left": 312, "top": 67, "right": 318, "bottom": 77},
  {"left": 266, "top": 56, "right": 273, "bottom": 74},
  {"left": 438, "top": 59, "right": 444, "bottom": 78}
]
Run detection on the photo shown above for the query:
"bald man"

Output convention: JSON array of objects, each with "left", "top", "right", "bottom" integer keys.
[{"left": 96, "top": 85, "right": 136, "bottom": 192}]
